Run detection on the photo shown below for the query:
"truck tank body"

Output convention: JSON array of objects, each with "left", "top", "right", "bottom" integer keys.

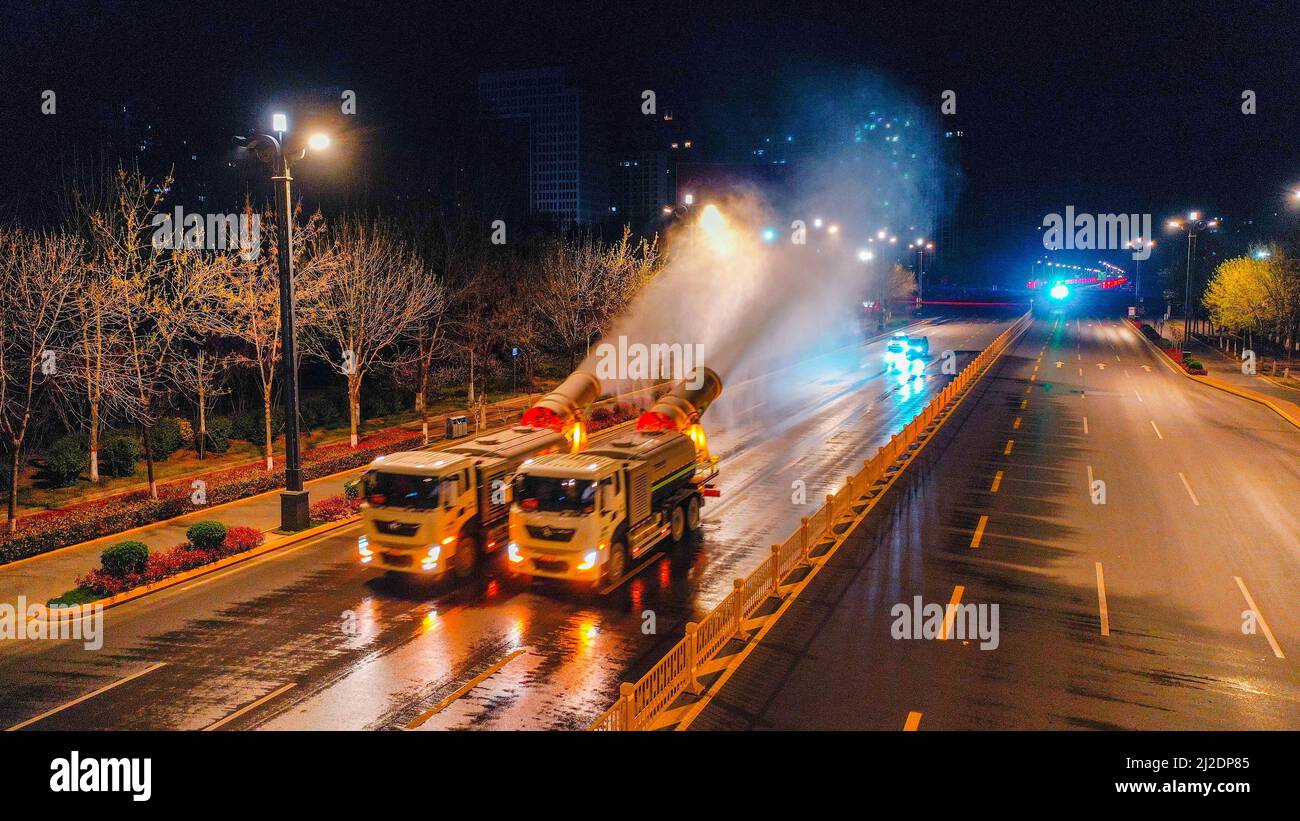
[{"left": 586, "top": 430, "right": 697, "bottom": 525}]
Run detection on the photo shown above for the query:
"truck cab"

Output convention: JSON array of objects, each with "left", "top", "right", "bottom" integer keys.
[
  {"left": 358, "top": 426, "right": 564, "bottom": 579},
  {"left": 507, "top": 430, "right": 713, "bottom": 588}
]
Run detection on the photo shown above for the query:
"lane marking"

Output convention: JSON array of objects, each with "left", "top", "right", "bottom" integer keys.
[
  {"left": 1003, "top": 439, "right": 1014, "bottom": 456},
  {"left": 1150, "top": 420, "right": 1163, "bottom": 440},
  {"left": 1082, "top": 416, "right": 1089, "bottom": 434},
  {"left": 1135, "top": 389, "right": 1144, "bottom": 403},
  {"left": 989, "top": 471, "right": 1003, "bottom": 493},
  {"left": 1019, "top": 399, "right": 1027, "bottom": 410},
  {"left": 1013, "top": 417, "right": 1022, "bottom": 430},
  {"left": 1095, "top": 562, "right": 1110, "bottom": 636},
  {"left": 405, "top": 647, "right": 528, "bottom": 729},
  {"left": 1078, "top": 367, "right": 1083, "bottom": 376},
  {"left": 1177, "top": 472, "right": 1201, "bottom": 506},
  {"left": 938, "top": 585, "right": 965, "bottom": 640},
  {"left": 1234, "top": 576, "right": 1285, "bottom": 659},
  {"left": 7, "top": 662, "right": 167, "bottom": 731},
  {"left": 203, "top": 682, "right": 296, "bottom": 731},
  {"left": 903, "top": 711, "right": 923, "bottom": 731},
  {"left": 970, "top": 515, "right": 988, "bottom": 548},
  {"left": 1086, "top": 464, "right": 1094, "bottom": 487},
  {"left": 1030, "top": 373, "right": 1037, "bottom": 381}
]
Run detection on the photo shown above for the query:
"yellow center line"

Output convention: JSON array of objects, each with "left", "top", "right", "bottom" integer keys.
[
  {"left": 1095, "top": 562, "right": 1110, "bottom": 636},
  {"left": 903, "top": 711, "right": 923, "bottom": 731},
  {"left": 990, "top": 471, "right": 1003, "bottom": 493},
  {"left": 1030, "top": 372, "right": 1036, "bottom": 381},
  {"left": 1234, "top": 576, "right": 1285, "bottom": 659},
  {"left": 1178, "top": 472, "right": 1201, "bottom": 506},
  {"left": 7, "top": 662, "right": 167, "bottom": 731},
  {"left": 1019, "top": 399, "right": 1028, "bottom": 410},
  {"left": 203, "top": 682, "right": 296, "bottom": 731},
  {"left": 970, "top": 515, "right": 989, "bottom": 548},
  {"left": 938, "top": 585, "right": 965, "bottom": 640},
  {"left": 1150, "top": 420, "right": 1163, "bottom": 440},
  {"left": 1012, "top": 417, "right": 1022, "bottom": 430},
  {"left": 1003, "top": 439, "right": 1014, "bottom": 456},
  {"left": 406, "top": 647, "right": 528, "bottom": 729}
]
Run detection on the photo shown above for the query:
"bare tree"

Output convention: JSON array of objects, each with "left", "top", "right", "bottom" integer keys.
[
  {"left": 88, "top": 167, "right": 213, "bottom": 498},
  {"left": 0, "top": 228, "right": 82, "bottom": 532},
  {"left": 303, "top": 219, "right": 445, "bottom": 447},
  {"left": 203, "top": 202, "right": 326, "bottom": 468}
]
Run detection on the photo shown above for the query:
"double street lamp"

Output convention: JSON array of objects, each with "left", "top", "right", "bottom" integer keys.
[
  {"left": 235, "top": 115, "right": 331, "bottom": 532},
  {"left": 1166, "top": 212, "right": 1218, "bottom": 356},
  {"left": 908, "top": 238, "right": 934, "bottom": 300}
]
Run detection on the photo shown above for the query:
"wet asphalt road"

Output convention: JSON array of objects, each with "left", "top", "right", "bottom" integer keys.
[
  {"left": 0, "top": 316, "right": 1014, "bottom": 731},
  {"left": 691, "top": 315, "right": 1300, "bottom": 730}
]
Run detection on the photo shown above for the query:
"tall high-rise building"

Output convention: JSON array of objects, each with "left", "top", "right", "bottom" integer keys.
[{"left": 478, "top": 68, "right": 608, "bottom": 227}]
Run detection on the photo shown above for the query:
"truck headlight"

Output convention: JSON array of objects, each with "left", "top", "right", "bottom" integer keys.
[
  {"left": 358, "top": 536, "right": 372, "bottom": 561},
  {"left": 507, "top": 542, "right": 523, "bottom": 563},
  {"left": 577, "top": 550, "right": 598, "bottom": 571},
  {"left": 421, "top": 545, "right": 440, "bottom": 572}
]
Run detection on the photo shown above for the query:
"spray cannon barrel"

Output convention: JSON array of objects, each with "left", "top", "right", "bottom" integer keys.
[
  {"left": 520, "top": 370, "right": 601, "bottom": 433},
  {"left": 637, "top": 367, "right": 723, "bottom": 432}
]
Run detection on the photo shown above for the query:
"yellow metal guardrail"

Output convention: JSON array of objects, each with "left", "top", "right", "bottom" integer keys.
[{"left": 589, "top": 313, "right": 1034, "bottom": 730}]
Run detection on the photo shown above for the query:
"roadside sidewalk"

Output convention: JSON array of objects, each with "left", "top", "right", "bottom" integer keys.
[
  {"left": 1142, "top": 321, "right": 1300, "bottom": 429},
  {"left": 0, "top": 461, "right": 363, "bottom": 607}
]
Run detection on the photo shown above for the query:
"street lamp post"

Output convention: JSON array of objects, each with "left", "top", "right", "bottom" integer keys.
[
  {"left": 236, "top": 117, "right": 330, "bottom": 532},
  {"left": 1167, "top": 212, "right": 1218, "bottom": 356},
  {"left": 908, "top": 238, "right": 934, "bottom": 301},
  {"left": 1125, "top": 238, "right": 1155, "bottom": 306}
]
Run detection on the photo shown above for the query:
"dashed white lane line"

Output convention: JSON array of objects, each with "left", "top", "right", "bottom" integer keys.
[
  {"left": 1150, "top": 420, "right": 1163, "bottom": 440},
  {"left": 7, "top": 662, "right": 168, "bottom": 731},
  {"left": 1178, "top": 472, "right": 1201, "bottom": 506},
  {"left": 1234, "top": 577, "right": 1285, "bottom": 659},
  {"left": 203, "top": 682, "right": 297, "bottom": 731},
  {"left": 1095, "top": 562, "right": 1110, "bottom": 637}
]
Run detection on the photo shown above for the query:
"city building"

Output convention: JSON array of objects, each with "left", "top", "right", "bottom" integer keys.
[{"left": 478, "top": 68, "right": 608, "bottom": 227}]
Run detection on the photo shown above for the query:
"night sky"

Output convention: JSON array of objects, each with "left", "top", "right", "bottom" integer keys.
[{"left": 3, "top": 0, "right": 1299, "bottom": 284}]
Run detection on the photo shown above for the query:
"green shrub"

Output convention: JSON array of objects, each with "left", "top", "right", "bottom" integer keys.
[
  {"left": 186, "top": 520, "right": 228, "bottom": 551},
  {"left": 233, "top": 409, "right": 283, "bottom": 446},
  {"left": 176, "top": 418, "right": 196, "bottom": 450},
  {"left": 152, "top": 417, "right": 183, "bottom": 460},
  {"left": 302, "top": 395, "right": 341, "bottom": 429},
  {"left": 101, "top": 436, "right": 142, "bottom": 478},
  {"left": 45, "top": 435, "right": 87, "bottom": 488},
  {"left": 206, "top": 417, "right": 233, "bottom": 454},
  {"left": 101, "top": 540, "right": 149, "bottom": 577}
]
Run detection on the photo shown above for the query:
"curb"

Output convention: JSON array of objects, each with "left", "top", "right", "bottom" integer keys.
[
  {"left": 1125, "top": 321, "right": 1300, "bottom": 432},
  {"left": 33, "top": 517, "right": 360, "bottom": 620},
  {"left": 672, "top": 315, "right": 1034, "bottom": 730}
]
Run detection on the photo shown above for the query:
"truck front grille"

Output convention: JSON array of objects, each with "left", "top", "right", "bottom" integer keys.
[
  {"left": 374, "top": 520, "right": 420, "bottom": 537},
  {"left": 526, "top": 525, "right": 576, "bottom": 542}
]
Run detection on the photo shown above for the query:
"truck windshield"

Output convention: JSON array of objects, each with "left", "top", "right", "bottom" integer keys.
[
  {"left": 513, "top": 475, "right": 597, "bottom": 513},
  {"left": 366, "top": 472, "right": 442, "bottom": 510}
]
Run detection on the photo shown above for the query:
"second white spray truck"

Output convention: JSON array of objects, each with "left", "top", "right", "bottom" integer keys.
[{"left": 506, "top": 367, "right": 722, "bottom": 588}]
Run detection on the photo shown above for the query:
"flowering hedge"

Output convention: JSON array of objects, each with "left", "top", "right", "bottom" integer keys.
[
  {"left": 310, "top": 495, "right": 363, "bottom": 522},
  {"left": 2, "top": 427, "right": 425, "bottom": 564},
  {"left": 73, "top": 525, "right": 266, "bottom": 597}
]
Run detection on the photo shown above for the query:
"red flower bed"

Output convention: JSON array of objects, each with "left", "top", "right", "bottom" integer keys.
[
  {"left": 2, "top": 427, "right": 425, "bottom": 564},
  {"left": 310, "top": 495, "right": 363, "bottom": 522},
  {"left": 74, "top": 527, "right": 266, "bottom": 597}
]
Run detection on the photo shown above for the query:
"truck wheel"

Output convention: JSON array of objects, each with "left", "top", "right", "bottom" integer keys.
[
  {"left": 605, "top": 540, "right": 628, "bottom": 585},
  {"left": 452, "top": 534, "right": 479, "bottom": 580},
  {"left": 670, "top": 503, "right": 686, "bottom": 542},
  {"left": 685, "top": 495, "right": 702, "bottom": 532}
]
